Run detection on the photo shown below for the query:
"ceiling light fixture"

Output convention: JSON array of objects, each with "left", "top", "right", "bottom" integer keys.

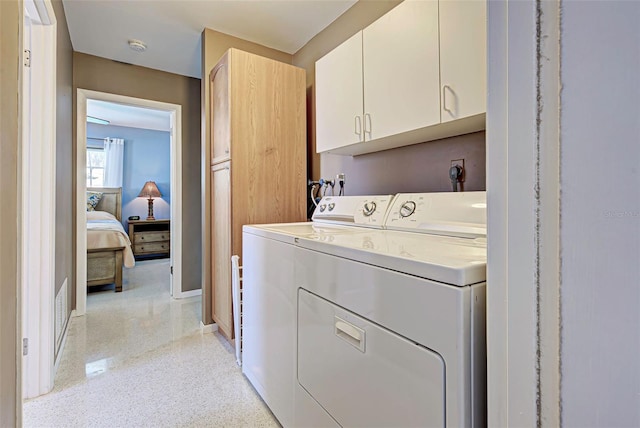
[{"left": 128, "top": 39, "right": 147, "bottom": 52}]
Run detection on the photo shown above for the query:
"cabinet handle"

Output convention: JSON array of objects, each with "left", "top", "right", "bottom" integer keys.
[
  {"left": 224, "top": 148, "right": 229, "bottom": 154},
  {"left": 443, "top": 85, "right": 453, "bottom": 115},
  {"left": 354, "top": 115, "right": 362, "bottom": 139},
  {"left": 364, "top": 113, "right": 372, "bottom": 139}
]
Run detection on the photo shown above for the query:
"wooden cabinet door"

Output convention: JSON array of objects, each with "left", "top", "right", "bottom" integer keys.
[
  {"left": 315, "top": 31, "right": 364, "bottom": 153},
  {"left": 439, "top": 0, "right": 486, "bottom": 122},
  {"left": 211, "top": 161, "right": 233, "bottom": 339},
  {"left": 210, "top": 52, "right": 231, "bottom": 164},
  {"left": 363, "top": 0, "right": 440, "bottom": 141}
]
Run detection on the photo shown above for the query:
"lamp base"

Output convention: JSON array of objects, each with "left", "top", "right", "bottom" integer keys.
[{"left": 147, "top": 198, "right": 155, "bottom": 221}]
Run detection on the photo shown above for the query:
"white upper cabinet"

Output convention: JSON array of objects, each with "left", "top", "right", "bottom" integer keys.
[
  {"left": 315, "top": 32, "right": 364, "bottom": 153},
  {"left": 439, "top": 0, "right": 487, "bottom": 122},
  {"left": 315, "top": 0, "right": 487, "bottom": 156},
  {"left": 363, "top": 0, "right": 440, "bottom": 141}
]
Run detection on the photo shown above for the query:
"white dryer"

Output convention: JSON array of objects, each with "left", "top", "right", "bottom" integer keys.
[
  {"left": 242, "top": 195, "right": 395, "bottom": 427},
  {"left": 242, "top": 192, "right": 487, "bottom": 427}
]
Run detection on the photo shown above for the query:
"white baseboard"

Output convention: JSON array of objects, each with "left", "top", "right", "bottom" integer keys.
[
  {"left": 174, "top": 288, "right": 202, "bottom": 299},
  {"left": 201, "top": 321, "right": 218, "bottom": 334}
]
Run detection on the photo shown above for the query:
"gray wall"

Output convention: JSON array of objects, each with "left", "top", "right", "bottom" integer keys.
[
  {"left": 73, "top": 53, "right": 202, "bottom": 292},
  {"left": 321, "top": 132, "right": 485, "bottom": 195},
  {"left": 0, "top": 1, "right": 21, "bottom": 424},
  {"left": 53, "top": 0, "right": 74, "bottom": 359},
  {"left": 560, "top": 2, "right": 640, "bottom": 426},
  {"left": 292, "top": 0, "right": 485, "bottom": 195}
]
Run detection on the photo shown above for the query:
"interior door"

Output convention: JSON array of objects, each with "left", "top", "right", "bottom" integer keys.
[{"left": 211, "top": 161, "right": 233, "bottom": 339}]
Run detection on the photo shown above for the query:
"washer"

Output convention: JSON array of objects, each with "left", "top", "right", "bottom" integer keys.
[{"left": 242, "top": 192, "right": 487, "bottom": 427}]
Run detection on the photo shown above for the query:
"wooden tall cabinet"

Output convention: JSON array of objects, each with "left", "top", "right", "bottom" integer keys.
[{"left": 209, "top": 49, "right": 306, "bottom": 340}]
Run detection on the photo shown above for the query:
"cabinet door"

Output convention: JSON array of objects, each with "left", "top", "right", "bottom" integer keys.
[
  {"left": 210, "top": 53, "right": 231, "bottom": 164},
  {"left": 439, "top": 0, "right": 487, "bottom": 122},
  {"left": 211, "top": 162, "right": 233, "bottom": 339},
  {"left": 363, "top": 0, "right": 440, "bottom": 141},
  {"left": 315, "top": 31, "right": 364, "bottom": 153}
]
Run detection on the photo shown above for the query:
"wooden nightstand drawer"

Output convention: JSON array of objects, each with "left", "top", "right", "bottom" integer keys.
[
  {"left": 128, "top": 219, "right": 170, "bottom": 258},
  {"left": 133, "top": 231, "right": 170, "bottom": 244},
  {"left": 134, "top": 241, "right": 170, "bottom": 254}
]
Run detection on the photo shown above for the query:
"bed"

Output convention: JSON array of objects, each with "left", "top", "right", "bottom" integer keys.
[{"left": 87, "top": 187, "right": 135, "bottom": 292}]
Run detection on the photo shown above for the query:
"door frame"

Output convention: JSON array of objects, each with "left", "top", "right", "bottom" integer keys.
[
  {"left": 75, "top": 89, "right": 185, "bottom": 316},
  {"left": 21, "top": 0, "right": 57, "bottom": 400},
  {"left": 486, "top": 1, "right": 561, "bottom": 426}
]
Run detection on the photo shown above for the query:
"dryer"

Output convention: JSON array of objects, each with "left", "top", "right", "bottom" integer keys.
[
  {"left": 242, "top": 192, "right": 487, "bottom": 427},
  {"left": 242, "top": 195, "right": 394, "bottom": 427}
]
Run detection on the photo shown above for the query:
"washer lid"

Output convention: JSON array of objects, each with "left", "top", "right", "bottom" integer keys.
[
  {"left": 242, "top": 222, "right": 367, "bottom": 244},
  {"left": 297, "top": 229, "right": 487, "bottom": 286}
]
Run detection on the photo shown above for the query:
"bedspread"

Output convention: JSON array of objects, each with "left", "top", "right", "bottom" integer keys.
[{"left": 87, "top": 217, "right": 135, "bottom": 268}]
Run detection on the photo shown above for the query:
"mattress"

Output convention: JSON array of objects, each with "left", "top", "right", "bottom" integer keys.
[{"left": 87, "top": 211, "right": 135, "bottom": 268}]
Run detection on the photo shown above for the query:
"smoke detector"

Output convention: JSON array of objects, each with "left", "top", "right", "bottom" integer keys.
[{"left": 128, "top": 39, "right": 147, "bottom": 52}]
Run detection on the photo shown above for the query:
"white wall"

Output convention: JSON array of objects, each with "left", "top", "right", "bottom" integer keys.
[
  {"left": 487, "top": 1, "right": 639, "bottom": 426},
  {"left": 560, "top": 2, "right": 640, "bottom": 426}
]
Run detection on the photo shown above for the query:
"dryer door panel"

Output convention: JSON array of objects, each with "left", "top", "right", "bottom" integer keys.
[{"left": 298, "top": 289, "right": 446, "bottom": 427}]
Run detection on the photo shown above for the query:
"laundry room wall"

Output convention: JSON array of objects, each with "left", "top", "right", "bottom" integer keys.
[
  {"left": 53, "top": 0, "right": 74, "bottom": 361},
  {"left": 558, "top": 2, "right": 640, "bottom": 426},
  {"left": 73, "top": 53, "right": 202, "bottom": 292},
  {"left": 0, "top": 0, "right": 21, "bottom": 424},
  {"left": 293, "top": 0, "right": 486, "bottom": 195}
]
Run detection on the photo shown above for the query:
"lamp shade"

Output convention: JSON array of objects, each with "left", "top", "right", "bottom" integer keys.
[{"left": 138, "top": 181, "right": 162, "bottom": 198}]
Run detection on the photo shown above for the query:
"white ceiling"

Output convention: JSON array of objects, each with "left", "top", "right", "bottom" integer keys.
[
  {"left": 87, "top": 99, "right": 172, "bottom": 132},
  {"left": 62, "top": 0, "right": 357, "bottom": 79}
]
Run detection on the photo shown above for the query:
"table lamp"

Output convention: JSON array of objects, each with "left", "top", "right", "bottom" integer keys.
[{"left": 138, "top": 181, "right": 162, "bottom": 220}]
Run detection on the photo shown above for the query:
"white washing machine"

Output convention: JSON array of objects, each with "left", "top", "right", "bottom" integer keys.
[{"left": 242, "top": 192, "right": 487, "bottom": 427}]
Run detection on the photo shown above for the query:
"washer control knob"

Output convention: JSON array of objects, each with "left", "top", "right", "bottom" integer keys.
[
  {"left": 318, "top": 204, "right": 327, "bottom": 212},
  {"left": 399, "top": 201, "right": 416, "bottom": 218},
  {"left": 363, "top": 201, "right": 377, "bottom": 217},
  {"left": 328, "top": 203, "right": 336, "bottom": 211}
]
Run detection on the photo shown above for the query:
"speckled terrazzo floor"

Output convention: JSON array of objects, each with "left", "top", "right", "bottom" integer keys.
[{"left": 23, "top": 258, "right": 279, "bottom": 428}]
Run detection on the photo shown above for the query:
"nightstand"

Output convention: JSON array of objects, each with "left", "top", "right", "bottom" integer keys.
[{"left": 128, "top": 219, "right": 170, "bottom": 258}]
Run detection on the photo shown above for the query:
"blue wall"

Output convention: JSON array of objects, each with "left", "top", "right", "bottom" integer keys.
[{"left": 87, "top": 123, "right": 170, "bottom": 229}]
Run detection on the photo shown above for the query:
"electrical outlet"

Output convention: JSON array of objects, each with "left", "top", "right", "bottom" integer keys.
[{"left": 450, "top": 159, "right": 465, "bottom": 182}]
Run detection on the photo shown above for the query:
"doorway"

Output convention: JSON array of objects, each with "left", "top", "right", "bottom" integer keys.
[{"left": 75, "top": 90, "right": 186, "bottom": 316}]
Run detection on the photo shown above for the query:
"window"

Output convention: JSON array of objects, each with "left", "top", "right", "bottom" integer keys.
[{"left": 86, "top": 148, "right": 105, "bottom": 187}]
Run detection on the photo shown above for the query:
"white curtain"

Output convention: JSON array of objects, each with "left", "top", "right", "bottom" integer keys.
[{"left": 103, "top": 138, "right": 124, "bottom": 187}]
